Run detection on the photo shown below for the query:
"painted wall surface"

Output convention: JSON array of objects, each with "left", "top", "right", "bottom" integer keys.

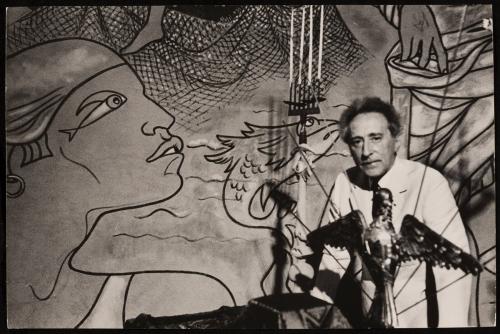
[{"left": 5, "top": 5, "right": 494, "bottom": 328}]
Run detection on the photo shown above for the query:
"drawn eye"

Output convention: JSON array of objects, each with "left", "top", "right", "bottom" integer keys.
[
  {"left": 106, "top": 94, "right": 126, "bottom": 109},
  {"left": 60, "top": 91, "right": 128, "bottom": 142},
  {"left": 83, "top": 92, "right": 127, "bottom": 123},
  {"left": 305, "top": 117, "right": 319, "bottom": 127},
  {"left": 76, "top": 90, "right": 127, "bottom": 116}
]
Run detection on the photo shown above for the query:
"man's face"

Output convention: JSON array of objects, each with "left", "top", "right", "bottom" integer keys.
[{"left": 347, "top": 112, "right": 400, "bottom": 179}]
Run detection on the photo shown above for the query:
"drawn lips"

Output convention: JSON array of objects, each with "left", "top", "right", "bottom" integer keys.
[{"left": 146, "top": 136, "right": 184, "bottom": 163}]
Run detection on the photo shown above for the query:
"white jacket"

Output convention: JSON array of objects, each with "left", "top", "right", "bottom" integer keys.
[{"left": 310, "top": 157, "right": 471, "bottom": 327}]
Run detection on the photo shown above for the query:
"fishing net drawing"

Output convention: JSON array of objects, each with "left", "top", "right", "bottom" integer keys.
[{"left": 7, "top": 5, "right": 369, "bottom": 134}]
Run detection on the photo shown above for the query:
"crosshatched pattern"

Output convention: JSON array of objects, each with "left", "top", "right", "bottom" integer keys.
[
  {"left": 7, "top": 5, "right": 368, "bottom": 133},
  {"left": 7, "top": 6, "right": 149, "bottom": 53}
]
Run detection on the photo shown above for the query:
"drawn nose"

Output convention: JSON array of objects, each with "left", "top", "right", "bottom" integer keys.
[
  {"left": 143, "top": 100, "right": 176, "bottom": 135},
  {"left": 141, "top": 121, "right": 172, "bottom": 139},
  {"left": 154, "top": 127, "right": 171, "bottom": 141}
]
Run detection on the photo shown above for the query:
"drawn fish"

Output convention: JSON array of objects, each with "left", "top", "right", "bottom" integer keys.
[{"left": 59, "top": 92, "right": 127, "bottom": 141}]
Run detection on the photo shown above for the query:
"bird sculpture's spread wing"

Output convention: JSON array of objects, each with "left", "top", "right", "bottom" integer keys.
[
  {"left": 397, "top": 215, "right": 482, "bottom": 275},
  {"left": 306, "top": 210, "right": 366, "bottom": 252}
]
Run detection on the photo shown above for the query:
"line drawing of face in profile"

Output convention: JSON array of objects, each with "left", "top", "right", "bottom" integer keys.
[
  {"left": 5, "top": 39, "right": 185, "bottom": 327},
  {"left": 53, "top": 59, "right": 185, "bottom": 208},
  {"left": 7, "top": 38, "right": 184, "bottom": 209}
]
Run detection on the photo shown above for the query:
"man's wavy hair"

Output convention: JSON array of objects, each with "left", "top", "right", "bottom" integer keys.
[{"left": 339, "top": 97, "right": 401, "bottom": 143}]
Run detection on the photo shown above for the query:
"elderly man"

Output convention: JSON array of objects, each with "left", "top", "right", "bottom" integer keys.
[{"left": 289, "top": 97, "right": 472, "bottom": 328}]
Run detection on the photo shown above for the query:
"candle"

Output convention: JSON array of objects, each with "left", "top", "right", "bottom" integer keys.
[
  {"left": 299, "top": 7, "right": 305, "bottom": 85},
  {"left": 289, "top": 8, "right": 294, "bottom": 86},
  {"left": 318, "top": 5, "right": 324, "bottom": 80},
  {"left": 308, "top": 6, "right": 313, "bottom": 85}
]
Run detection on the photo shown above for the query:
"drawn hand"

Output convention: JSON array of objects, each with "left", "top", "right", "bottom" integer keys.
[{"left": 399, "top": 5, "right": 448, "bottom": 73}]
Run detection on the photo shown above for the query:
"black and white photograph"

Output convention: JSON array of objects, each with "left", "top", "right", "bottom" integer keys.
[{"left": 3, "top": 4, "right": 496, "bottom": 329}]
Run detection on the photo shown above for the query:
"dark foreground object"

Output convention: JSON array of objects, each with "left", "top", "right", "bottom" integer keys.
[{"left": 125, "top": 293, "right": 351, "bottom": 329}]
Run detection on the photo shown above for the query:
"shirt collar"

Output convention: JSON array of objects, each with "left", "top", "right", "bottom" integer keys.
[{"left": 378, "top": 157, "right": 408, "bottom": 192}]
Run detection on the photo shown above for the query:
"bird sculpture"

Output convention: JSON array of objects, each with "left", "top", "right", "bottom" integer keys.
[{"left": 306, "top": 188, "right": 482, "bottom": 328}]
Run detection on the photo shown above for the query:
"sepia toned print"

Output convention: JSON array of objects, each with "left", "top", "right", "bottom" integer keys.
[{"left": 5, "top": 5, "right": 494, "bottom": 329}]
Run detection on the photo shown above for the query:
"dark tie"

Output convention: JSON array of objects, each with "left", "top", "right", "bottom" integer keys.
[{"left": 371, "top": 180, "right": 380, "bottom": 220}]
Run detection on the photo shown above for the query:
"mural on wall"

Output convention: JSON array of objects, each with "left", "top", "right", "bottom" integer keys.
[
  {"left": 5, "top": 5, "right": 494, "bottom": 328},
  {"left": 6, "top": 5, "right": 367, "bottom": 134},
  {"left": 382, "top": 5, "right": 495, "bottom": 326}
]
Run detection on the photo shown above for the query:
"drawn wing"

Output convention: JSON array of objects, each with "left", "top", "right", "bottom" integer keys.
[
  {"left": 306, "top": 210, "right": 365, "bottom": 252},
  {"left": 204, "top": 123, "right": 292, "bottom": 173},
  {"left": 397, "top": 215, "right": 482, "bottom": 275}
]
